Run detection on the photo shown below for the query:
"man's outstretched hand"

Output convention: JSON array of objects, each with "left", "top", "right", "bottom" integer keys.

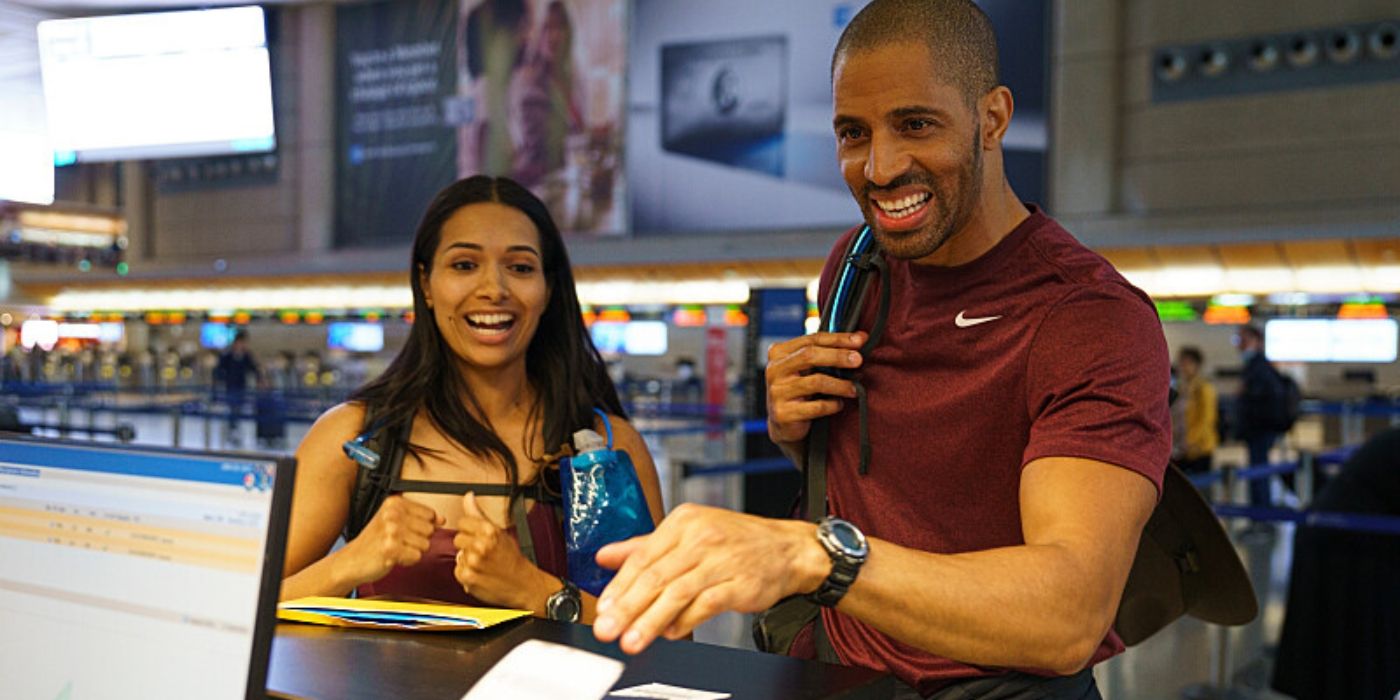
[{"left": 590, "top": 504, "right": 830, "bottom": 654}]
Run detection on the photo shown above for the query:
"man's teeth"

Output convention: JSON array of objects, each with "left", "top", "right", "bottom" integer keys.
[{"left": 874, "top": 193, "right": 931, "bottom": 218}]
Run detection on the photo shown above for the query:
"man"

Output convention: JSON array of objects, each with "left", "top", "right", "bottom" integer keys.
[
  {"left": 1235, "top": 324, "right": 1283, "bottom": 509},
  {"left": 1173, "top": 346, "right": 1218, "bottom": 475},
  {"left": 591, "top": 1, "right": 1169, "bottom": 697},
  {"left": 214, "top": 330, "right": 261, "bottom": 447}
]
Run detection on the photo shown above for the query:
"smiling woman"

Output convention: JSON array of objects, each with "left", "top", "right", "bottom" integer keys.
[{"left": 277, "top": 176, "right": 665, "bottom": 626}]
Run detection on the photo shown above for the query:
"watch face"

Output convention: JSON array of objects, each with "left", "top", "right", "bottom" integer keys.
[
  {"left": 829, "top": 520, "right": 869, "bottom": 557},
  {"left": 556, "top": 598, "right": 580, "bottom": 622},
  {"left": 548, "top": 586, "right": 581, "bottom": 622}
]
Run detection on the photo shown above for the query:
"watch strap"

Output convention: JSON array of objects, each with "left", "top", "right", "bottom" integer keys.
[
  {"left": 808, "top": 518, "right": 866, "bottom": 608},
  {"left": 808, "top": 557, "right": 859, "bottom": 607}
]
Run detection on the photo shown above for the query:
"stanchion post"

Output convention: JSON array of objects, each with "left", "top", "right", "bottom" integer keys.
[
  {"left": 1212, "top": 623, "right": 1232, "bottom": 694},
  {"left": 170, "top": 407, "right": 182, "bottom": 448},
  {"left": 57, "top": 398, "right": 70, "bottom": 438},
  {"left": 1221, "top": 465, "right": 1237, "bottom": 506},
  {"left": 1297, "top": 451, "right": 1314, "bottom": 506}
]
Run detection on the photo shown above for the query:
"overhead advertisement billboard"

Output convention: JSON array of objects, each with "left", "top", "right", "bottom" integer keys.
[
  {"left": 335, "top": 0, "right": 627, "bottom": 247},
  {"left": 627, "top": 0, "right": 1048, "bottom": 235}
]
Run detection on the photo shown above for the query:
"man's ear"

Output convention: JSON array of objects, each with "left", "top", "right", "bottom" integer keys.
[{"left": 979, "top": 85, "right": 1015, "bottom": 151}]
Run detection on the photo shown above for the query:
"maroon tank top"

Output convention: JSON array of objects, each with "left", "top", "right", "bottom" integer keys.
[{"left": 356, "top": 502, "right": 568, "bottom": 605}]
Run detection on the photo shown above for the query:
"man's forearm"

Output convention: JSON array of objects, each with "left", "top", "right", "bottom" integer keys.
[
  {"left": 832, "top": 539, "right": 1119, "bottom": 675},
  {"left": 811, "top": 457, "right": 1155, "bottom": 675}
]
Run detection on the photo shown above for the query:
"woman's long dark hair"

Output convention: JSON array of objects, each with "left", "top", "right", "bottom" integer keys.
[{"left": 350, "top": 175, "right": 625, "bottom": 492}]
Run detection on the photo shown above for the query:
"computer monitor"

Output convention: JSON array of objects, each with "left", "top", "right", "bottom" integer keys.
[{"left": 0, "top": 436, "right": 295, "bottom": 700}]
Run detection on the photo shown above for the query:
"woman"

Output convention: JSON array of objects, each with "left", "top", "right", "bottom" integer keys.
[
  {"left": 281, "top": 176, "right": 664, "bottom": 625},
  {"left": 510, "top": 0, "right": 583, "bottom": 187}
]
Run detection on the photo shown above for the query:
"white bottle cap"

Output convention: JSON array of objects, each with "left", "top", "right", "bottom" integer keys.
[{"left": 572, "top": 428, "right": 606, "bottom": 455}]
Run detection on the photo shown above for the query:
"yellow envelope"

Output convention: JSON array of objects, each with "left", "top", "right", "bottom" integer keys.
[{"left": 278, "top": 596, "right": 531, "bottom": 631}]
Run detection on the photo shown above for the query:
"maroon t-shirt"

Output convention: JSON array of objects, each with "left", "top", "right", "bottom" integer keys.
[{"left": 812, "top": 207, "right": 1170, "bottom": 694}]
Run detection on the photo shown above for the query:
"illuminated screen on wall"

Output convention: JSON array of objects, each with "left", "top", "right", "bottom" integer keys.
[
  {"left": 1265, "top": 318, "right": 1398, "bottom": 363},
  {"left": 200, "top": 323, "right": 236, "bottom": 350},
  {"left": 589, "top": 321, "right": 668, "bottom": 356},
  {"left": 37, "top": 6, "right": 276, "bottom": 162},
  {"left": 627, "top": 0, "right": 1047, "bottom": 234},
  {"left": 327, "top": 323, "right": 384, "bottom": 353}
]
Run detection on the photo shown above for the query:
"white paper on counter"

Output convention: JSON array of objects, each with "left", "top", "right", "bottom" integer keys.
[
  {"left": 461, "top": 639, "right": 625, "bottom": 700},
  {"left": 610, "top": 682, "right": 732, "bottom": 700}
]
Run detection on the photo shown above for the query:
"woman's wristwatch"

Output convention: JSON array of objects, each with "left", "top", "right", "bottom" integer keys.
[
  {"left": 807, "top": 517, "right": 869, "bottom": 608},
  {"left": 545, "top": 578, "right": 582, "bottom": 622}
]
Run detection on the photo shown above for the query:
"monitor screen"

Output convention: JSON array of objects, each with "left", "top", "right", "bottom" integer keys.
[
  {"left": 588, "top": 321, "right": 668, "bottom": 356},
  {"left": 20, "top": 319, "right": 59, "bottom": 351},
  {"left": 37, "top": 6, "right": 276, "bottom": 162},
  {"left": 1265, "top": 318, "right": 1399, "bottom": 363},
  {"left": 201, "top": 323, "right": 236, "bottom": 350},
  {"left": 326, "top": 322, "right": 384, "bottom": 353},
  {"left": 623, "top": 320, "right": 669, "bottom": 356},
  {"left": 589, "top": 321, "right": 627, "bottom": 355},
  {"left": 0, "top": 436, "right": 294, "bottom": 700}
]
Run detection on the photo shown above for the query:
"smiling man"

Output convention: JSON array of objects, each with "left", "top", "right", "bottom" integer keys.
[{"left": 591, "top": 1, "right": 1171, "bottom": 697}]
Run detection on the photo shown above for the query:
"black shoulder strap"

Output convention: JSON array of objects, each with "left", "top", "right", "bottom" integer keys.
[
  {"left": 344, "top": 411, "right": 410, "bottom": 541},
  {"left": 802, "top": 228, "right": 889, "bottom": 521},
  {"left": 346, "top": 407, "right": 565, "bottom": 565}
]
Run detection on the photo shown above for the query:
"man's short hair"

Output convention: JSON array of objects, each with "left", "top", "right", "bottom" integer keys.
[
  {"left": 832, "top": 0, "right": 1000, "bottom": 106},
  {"left": 1178, "top": 346, "right": 1203, "bottom": 366},
  {"left": 1238, "top": 325, "right": 1263, "bottom": 344}
]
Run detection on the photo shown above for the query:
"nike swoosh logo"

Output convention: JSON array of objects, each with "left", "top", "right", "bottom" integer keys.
[{"left": 955, "top": 311, "right": 1003, "bottom": 328}]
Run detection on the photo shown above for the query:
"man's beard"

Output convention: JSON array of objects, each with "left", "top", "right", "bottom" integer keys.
[{"left": 862, "top": 127, "right": 983, "bottom": 262}]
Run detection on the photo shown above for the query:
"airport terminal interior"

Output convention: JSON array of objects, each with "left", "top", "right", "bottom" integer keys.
[{"left": 1, "top": 0, "right": 1398, "bottom": 699}]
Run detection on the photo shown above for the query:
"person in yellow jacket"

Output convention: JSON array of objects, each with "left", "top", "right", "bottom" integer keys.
[{"left": 1172, "top": 346, "right": 1218, "bottom": 474}]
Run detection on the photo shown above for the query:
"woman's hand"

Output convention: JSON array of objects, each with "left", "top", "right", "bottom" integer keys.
[
  {"left": 453, "top": 492, "right": 557, "bottom": 613},
  {"left": 334, "top": 495, "right": 443, "bottom": 589}
]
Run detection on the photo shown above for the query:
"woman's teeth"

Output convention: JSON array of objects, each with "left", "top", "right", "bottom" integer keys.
[{"left": 466, "top": 313, "right": 515, "bottom": 334}]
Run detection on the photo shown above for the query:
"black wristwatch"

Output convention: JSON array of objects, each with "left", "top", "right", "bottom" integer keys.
[
  {"left": 807, "top": 517, "right": 869, "bottom": 608},
  {"left": 545, "top": 578, "right": 582, "bottom": 623}
]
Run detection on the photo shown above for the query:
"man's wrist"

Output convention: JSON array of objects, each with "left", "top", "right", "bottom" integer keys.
[
  {"left": 528, "top": 569, "right": 560, "bottom": 615},
  {"left": 784, "top": 520, "right": 832, "bottom": 597}
]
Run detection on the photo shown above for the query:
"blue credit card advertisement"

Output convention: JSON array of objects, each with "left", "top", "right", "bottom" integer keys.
[{"left": 660, "top": 36, "right": 789, "bottom": 176}]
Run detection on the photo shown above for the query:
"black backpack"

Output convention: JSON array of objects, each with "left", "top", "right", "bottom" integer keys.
[{"left": 1268, "top": 370, "right": 1302, "bottom": 433}]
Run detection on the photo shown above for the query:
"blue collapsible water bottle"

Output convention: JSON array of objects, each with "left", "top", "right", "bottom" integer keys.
[{"left": 561, "top": 416, "right": 655, "bottom": 596}]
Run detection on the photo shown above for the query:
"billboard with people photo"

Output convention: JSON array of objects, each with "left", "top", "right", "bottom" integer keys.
[{"left": 335, "top": 0, "right": 626, "bottom": 247}]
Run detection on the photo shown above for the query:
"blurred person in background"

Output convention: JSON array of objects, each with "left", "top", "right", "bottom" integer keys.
[
  {"left": 1235, "top": 324, "right": 1283, "bottom": 510},
  {"left": 215, "top": 330, "right": 261, "bottom": 447},
  {"left": 1171, "top": 346, "right": 1217, "bottom": 475},
  {"left": 460, "top": 0, "right": 530, "bottom": 176},
  {"left": 510, "top": 0, "right": 583, "bottom": 187}
]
